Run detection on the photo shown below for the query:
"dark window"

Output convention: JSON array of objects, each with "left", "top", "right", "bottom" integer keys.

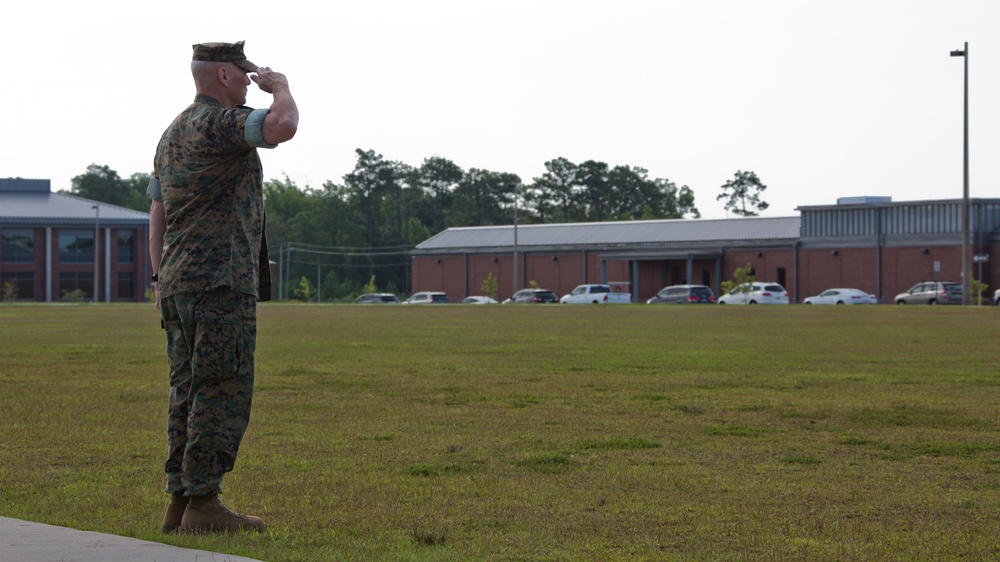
[
  {"left": 117, "top": 229, "right": 135, "bottom": 264},
  {"left": 117, "top": 272, "right": 135, "bottom": 300},
  {"left": 59, "top": 229, "right": 94, "bottom": 263},
  {"left": 1, "top": 271, "right": 34, "bottom": 300},
  {"left": 777, "top": 267, "right": 787, "bottom": 288},
  {"left": 1, "top": 228, "right": 35, "bottom": 263},
  {"left": 59, "top": 272, "right": 93, "bottom": 300}
]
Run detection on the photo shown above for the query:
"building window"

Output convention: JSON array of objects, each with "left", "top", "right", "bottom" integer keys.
[
  {"left": 777, "top": 267, "right": 787, "bottom": 288},
  {"left": 117, "top": 271, "right": 135, "bottom": 300},
  {"left": 59, "top": 229, "right": 94, "bottom": 263},
  {"left": 1, "top": 228, "right": 35, "bottom": 263},
  {"left": 117, "top": 229, "right": 135, "bottom": 264},
  {"left": 59, "top": 272, "right": 94, "bottom": 301},
  {"left": 1, "top": 271, "right": 34, "bottom": 300}
]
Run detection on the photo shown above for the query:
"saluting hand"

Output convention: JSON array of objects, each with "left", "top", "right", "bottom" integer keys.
[{"left": 251, "top": 67, "right": 290, "bottom": 94}]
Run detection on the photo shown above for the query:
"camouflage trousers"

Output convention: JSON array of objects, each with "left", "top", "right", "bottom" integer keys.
[{"left": 160, "top": 286, "right": 257, "bottom": 496}]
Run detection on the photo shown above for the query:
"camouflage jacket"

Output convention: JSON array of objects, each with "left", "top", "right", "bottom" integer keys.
[{"left": 150, "top": 95, "right": 273, "bottom": 301}]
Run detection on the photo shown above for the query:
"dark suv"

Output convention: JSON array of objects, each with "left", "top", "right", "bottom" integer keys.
[
  {"left": 894, "top": 281, "right": 963, "bottom": 305},
  {"left": 508, "top": 289, "right": 559, "bottom": 303},
  {"left": 647, "top": 284, "right": 716, "bottom": 304}
]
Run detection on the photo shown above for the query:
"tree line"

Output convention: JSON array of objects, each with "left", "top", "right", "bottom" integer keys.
[{"left": 67, "top": 152, "right": 768, "bottom": 300}]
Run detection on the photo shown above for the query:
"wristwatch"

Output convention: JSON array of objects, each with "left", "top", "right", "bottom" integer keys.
[{"left": 152, "top": 274, "right": 159, "bottom": 282}]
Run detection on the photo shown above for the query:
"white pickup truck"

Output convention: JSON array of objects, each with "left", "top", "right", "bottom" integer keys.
[{"left": 559, "top": 284, "right": 632, "bottom": 304}]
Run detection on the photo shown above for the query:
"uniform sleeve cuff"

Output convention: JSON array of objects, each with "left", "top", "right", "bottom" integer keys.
[
  {"left": 146, "top": 177, "right": 162, "bottom": 201},
  {"left": 245, "top": 108, "right": 278, "bottom": 149}
]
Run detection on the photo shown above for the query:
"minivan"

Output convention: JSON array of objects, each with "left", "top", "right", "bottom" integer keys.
[{"left": 647, "top": 284, "right": 716, "bottom": 304}]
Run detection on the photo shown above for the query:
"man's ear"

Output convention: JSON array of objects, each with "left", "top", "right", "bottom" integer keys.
[{"left": 217, "top": 65, "right": 229, "bottom": 85}]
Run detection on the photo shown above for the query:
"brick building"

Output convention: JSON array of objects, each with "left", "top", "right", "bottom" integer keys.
[
  {"left": 0, "top": 178, "right": 152, "bottom": 302},
  {"left": 410, "top": 197, "right": 1000, "bottom": 304}
]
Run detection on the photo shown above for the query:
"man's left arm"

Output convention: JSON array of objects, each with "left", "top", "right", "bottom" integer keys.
[{"left": 147, "top": 176, "right": 165, "bottom": 309}]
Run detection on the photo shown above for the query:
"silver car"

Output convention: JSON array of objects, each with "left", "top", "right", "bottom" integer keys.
[
  {"left": 647, "top": 284, "right": 716, "bottom": 304},
  {"left": 894, "top": 281, "right": 962, "bottom": 305}
]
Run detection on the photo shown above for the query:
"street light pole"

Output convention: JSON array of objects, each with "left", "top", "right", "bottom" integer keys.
[
  {"left": 92, "top": 204, "right": 100, "bottom": 303},
  {"left": 950, "top": 42, "right": 970, "bottom": 305}
]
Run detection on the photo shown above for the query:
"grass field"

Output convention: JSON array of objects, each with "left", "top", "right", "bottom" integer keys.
[{"left": 1, "top": 303, "right": 999, "bottom": 561}]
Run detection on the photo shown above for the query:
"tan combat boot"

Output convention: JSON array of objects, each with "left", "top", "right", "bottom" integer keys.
[
  {"left": 161, "top": 491, "right": 188, "bottom": 533},
  {"left": 179, "top": 493, "right": 266, "bottom": 533}
]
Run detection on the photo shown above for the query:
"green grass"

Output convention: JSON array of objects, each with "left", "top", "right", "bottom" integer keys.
[{"left": 1, "top": 303, "right": 999, "bottom": 560}]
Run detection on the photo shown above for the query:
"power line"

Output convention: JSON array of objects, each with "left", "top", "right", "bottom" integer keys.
[
  {"left": 288, "top": 258, "right": 409, "bottom": 268},
  {"left": 291, "top": 246, "right": 410, "bottom": 257},
  {"left": 272, "top": 240, "right": 415, "bottom": 251}
]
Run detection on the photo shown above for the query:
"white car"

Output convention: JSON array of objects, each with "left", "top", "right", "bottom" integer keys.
[
  {"left": 558, "top": 284, "right": 632, "bottom": 304},
  {"left": 403, "top": 291, "right": 450, "bottom": 304},
  {"left": 461, "top": 296, "right": 498, "bottom": 304},
  {"left": 717, "top": 282, "right": 789, "bottom": 305},
  {"left": 803, "top": 288, "right": 877, "bottom": 305}
]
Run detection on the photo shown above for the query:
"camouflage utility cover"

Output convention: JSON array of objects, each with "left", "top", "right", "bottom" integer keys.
[
  {"left": 192, "top": 40, "right": 258, "bottom": 73},
  {"left": 153, "top": 94, "right": 271, "bottom": 301}
]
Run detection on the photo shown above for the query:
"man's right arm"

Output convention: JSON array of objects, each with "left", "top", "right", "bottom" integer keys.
[{"left": 252, "top": 67, "right": 299, "bottom": 145}]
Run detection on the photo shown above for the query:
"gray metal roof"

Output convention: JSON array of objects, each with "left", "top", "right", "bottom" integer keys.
[
  {"left": 0, "top": 190, "right": 150, "bottom": 226},
  {"left": 0, "top": 178, "right": 51, "bottom": 192},
  {"left": 415, "top": 216, "right": 801, "bottom": 252}
]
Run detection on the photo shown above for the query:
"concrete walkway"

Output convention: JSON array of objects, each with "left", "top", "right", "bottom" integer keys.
[{"left": 0, "top": 517, "right": 264, "bottom": 562}]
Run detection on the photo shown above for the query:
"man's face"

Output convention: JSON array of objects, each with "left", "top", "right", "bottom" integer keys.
[{"left": 224, "top": 63, "right": 251, "bottom": 106}]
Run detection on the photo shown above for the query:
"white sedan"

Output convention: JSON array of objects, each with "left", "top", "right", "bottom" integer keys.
[
  {"left": 802, "top": 288, "right": 877, "bottom": 305},
  {"left": 461, "top": 296, "right": 498, "bottom": 304}
]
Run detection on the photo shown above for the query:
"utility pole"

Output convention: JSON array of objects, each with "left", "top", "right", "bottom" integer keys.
[{"left": 512, "top": 182, "right": 519, "bottom": 295}]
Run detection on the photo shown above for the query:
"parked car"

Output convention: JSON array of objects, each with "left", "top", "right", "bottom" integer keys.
[
  {"left": 994, "top": 288, "right": 1000, "bottom": 306},
  {"left": 647, "top": 284, "right": 715, "bottom": 304},
  {"left": 461, "top": 295, "right": 498, "bottom": 304},
  {"left": 354, "top": 293, "right": 400, "bottom": 304},
  {"left": 802, "top": 288, "right": 876, "bottom": 305},
  {"left": 717, "top": 282, "right": 789, "bottom": 305},
  {"left": 507, "top": 288, "right": 559, "bottom": 303},
  {"left": 894, "top": 281, "right": 962, "bottom": 305},
  {"left": 403, "top": 291, "right": 450, "bottom": 304},
  {"left": 559, "top": 284, "right": 632, "bottom": 304}
]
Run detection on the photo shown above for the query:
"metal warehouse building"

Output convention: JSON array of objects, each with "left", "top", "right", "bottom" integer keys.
[
  {"left": 410, "top": 197, "right": 1000, "bottom": 304},
  {"left": 0, "top": 178, "right": 152, "bottom": 302}
]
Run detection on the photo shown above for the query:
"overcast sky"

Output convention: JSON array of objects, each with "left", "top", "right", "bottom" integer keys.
[{"left": 4, "top": 1, "right": 997, "bottom": 219}]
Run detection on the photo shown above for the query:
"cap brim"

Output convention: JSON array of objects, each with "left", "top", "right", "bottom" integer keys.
[{"left": 235, "top": 59, "right": 258, "bottom": 72}]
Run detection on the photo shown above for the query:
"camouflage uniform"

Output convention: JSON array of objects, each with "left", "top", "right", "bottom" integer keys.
[{"left": 149, "top": 90, "right": 274, "bottom": 497}]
